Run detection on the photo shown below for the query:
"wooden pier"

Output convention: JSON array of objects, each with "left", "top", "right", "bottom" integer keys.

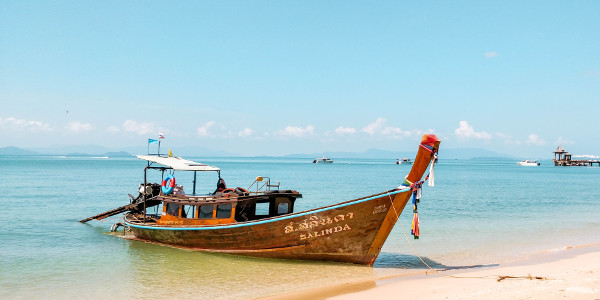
[{"left": 553, "top": 146, "right": 600, "bottom": 166}]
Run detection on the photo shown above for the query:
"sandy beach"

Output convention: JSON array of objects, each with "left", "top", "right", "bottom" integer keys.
[{"left": 264, "top": 244, "right": 600, "bottom": 300}]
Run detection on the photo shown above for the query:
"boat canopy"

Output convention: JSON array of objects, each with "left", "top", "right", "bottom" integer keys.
[{"left": 136, "top": 155, "right": 220, "bottom": 171}]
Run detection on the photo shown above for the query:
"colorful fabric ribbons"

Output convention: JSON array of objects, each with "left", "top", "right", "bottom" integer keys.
[{"left": 411, "top": 212, "right": 420, "bottom": 239}]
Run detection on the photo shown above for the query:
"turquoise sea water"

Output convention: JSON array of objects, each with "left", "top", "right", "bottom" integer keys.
[{"left": 1, "top": 155, "right": 600, "bottom": 299}]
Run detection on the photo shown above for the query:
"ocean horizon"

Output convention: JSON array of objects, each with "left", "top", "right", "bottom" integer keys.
[{"left": 0, "top": 144, "right": 533, "bottom": 160}]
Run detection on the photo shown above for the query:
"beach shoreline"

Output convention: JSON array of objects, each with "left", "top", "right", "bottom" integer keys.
[{"left": 261, "top": 243, "right": 600, "bottom": 300}]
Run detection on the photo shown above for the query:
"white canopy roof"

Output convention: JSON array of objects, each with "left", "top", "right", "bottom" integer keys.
[{"left": 137, "top": 155, "right": 220, "bottom": 171}]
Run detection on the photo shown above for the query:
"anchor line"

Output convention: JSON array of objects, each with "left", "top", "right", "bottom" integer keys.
[{"left": 386, "top": 191, "right": 436, "bottom": 272}]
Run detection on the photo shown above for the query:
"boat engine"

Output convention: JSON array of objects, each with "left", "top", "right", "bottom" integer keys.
[{"left": 131, "top": 183, "right": 161, "bottom": 204}]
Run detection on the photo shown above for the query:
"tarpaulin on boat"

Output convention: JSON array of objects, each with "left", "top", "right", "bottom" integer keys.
[{"left": 136, "top": 155, "right": 220, "bottom": 171}]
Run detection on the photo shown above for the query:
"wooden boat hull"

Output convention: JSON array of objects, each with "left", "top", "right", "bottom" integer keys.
[{"left": 125, "top": 188, "right": 413, "bottom": 265}]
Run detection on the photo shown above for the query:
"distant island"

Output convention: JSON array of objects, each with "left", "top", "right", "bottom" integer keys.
[
  {"left": 0, "top": 146, "right": 41, "bottom": 156},
  {"left": 282, "top": 147, "right": 515, "bottom": 160},
  {"left": 0, "top": 146, "right": 132, "bottom": 157},
  {"left": 0, "top": 145, "right": 514, "bottom": 160},
  {"left": 65, "top": 151, "right": 133, "bottom": 157}
]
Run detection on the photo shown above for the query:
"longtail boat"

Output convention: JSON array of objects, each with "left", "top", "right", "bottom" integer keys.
[{"left": 82, "top": 134, "right": 440, "bottom": 266}]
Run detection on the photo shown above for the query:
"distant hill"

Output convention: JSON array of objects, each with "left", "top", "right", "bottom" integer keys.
[
  {"left": 66, "top": 151, "right": 133, "bottom": 157},
  {"left": 283, "top": 147, "right": 515, "bottom": 160},
  {"left": 104, "top": 151, "right": 133, "bottom": 157},
  {"left": 2, "top": 144, "right": 229, "bottom": 157},
  {"left": 439, "top": 148, "right": 517, "bottom": 160},
  {"left": 0, "top": 146, "right": 133, "bottom": 157},
  {"left": 0, "top": 146, "right": 40, "bottom": 155},
  {"left": 283, "top": 148, "right": 413, "bottom": 159},
  {"left": 30, "top": 145, "right": 112, "bottom": 155},
  {"left": 135, "top": 146, "right": 237, "bottom": 157},
  {"left": 66, "top": 152, "right": 93, "bottom": 156},
  {"left": 1, "top": 144, "right": 515, "bottom": 160}
]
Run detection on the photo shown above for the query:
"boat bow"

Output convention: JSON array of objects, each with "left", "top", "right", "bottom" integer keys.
[{"left": 363, "top": 134, "right": 440, "bottom": 264}]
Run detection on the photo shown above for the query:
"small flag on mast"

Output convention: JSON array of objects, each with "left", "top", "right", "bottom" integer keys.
[
  {"left": 159, "top": 132, "right": 165, "bottom": 139},
  {"left": 148, "top": 139, "right": 158, "bottom": 144}
]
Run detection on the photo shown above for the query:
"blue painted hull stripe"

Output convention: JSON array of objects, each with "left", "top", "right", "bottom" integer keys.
[{"left": 126, "top": 189, "right": 408, "bottom": 231}]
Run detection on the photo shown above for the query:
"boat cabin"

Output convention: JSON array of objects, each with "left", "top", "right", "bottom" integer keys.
[
  {"left": 156, "top": 191, "right": 301, "bottom": 226},
  {"left": 134, "top": 155, "right": 302, "bottom": 226}
]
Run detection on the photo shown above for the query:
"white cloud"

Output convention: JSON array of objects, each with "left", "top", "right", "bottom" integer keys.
[
  {"left": 196, "top": 121, "right": 234, "bottom": 138},
  {"left": 122, "top": 120, "right": 156, "bottom": 135},
  {"left": 359, "top": 118, "right": 419, "bottom": 138},
  {"left": 496, "top": 132, "right": 511, "bottom": 140},
  {"left": 454, "top": 121, "right": 492, "bottom": 140},
  {"left": 0, "top": 116, "right": 52, "bottom": 132},
  {"left": 66, "top": 121, "right": 94, "bottom": 133},
  {"left": 381, "top": 127, "right": 419, "bottom": 138},
  {"left": 276, "top": 125, "right": 315, "bottom": 137},
  {"left": 381, "top": 127, "right": 402, "bottom": 135},
  {"left": 496, "top": 132, "right": 520, "bottom": 144},
  {"left": 238, "top": 128, "right": 254, "bottom": 137},
  {"left": 362, "top": 118, "right": 387, "bottom": 135},
  {"left": 26, "top": 120, "right": 52, "bottom": 132},
  {"left": 526, "top": 134, "right": 546, "bottom": 146},
  {"left": 555, "top": 136, "right": 574, "bottom": 145},
  {"left": 334, "top": 126, "right": 356, "bottom": 134},
  {"left": 197, "top": 121, "right": 216, "bottom": 137},
  {"left": 485, "top": 51, "right": 499, "bottom": 58}
]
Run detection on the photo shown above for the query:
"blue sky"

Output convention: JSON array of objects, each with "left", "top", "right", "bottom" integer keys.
[{"left": 1, "top": 1, "right": 599, "bottom": 157}]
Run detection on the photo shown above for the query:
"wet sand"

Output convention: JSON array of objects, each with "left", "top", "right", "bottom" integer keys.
[{"left": 262, "top": 244, "right": 600, "bottom": 300}]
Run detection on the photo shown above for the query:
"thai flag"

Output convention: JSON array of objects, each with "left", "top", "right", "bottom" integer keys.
[{"left": 159, "top": 132, "right": 165, "bottom": 139}]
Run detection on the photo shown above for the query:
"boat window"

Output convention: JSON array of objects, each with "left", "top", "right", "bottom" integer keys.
[
  {"left": 198, "top": 205, "right": 214, "bottom": 219},
  {"left": 277, "top": 202, "right": 289, "bottom": 214},
  {"left": 181, "top": 205, "right": 194, "bottom": 219},
  {"left": 166, "top": 203, "right": 179, "bottom": 217},
  {"left": 255, "top": 202, "right": 270, "bottom": 216},
  {"left": 216, "top": 204, "right": 232, "bottom": 219},
  {"left": 275, "top": 197, "right": 291, "bottom": 215}
]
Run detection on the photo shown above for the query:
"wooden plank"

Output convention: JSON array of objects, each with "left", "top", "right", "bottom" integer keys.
[{"left": 79, "top": 199, "right": 160, "bottom": 223}]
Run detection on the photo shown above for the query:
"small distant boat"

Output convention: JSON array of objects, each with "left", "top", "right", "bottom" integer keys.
[
  {"left": 517, "top": 160, "right": 540, "bottom": 166},
  {"left": 313, "top": 157, "right": 333, "bottom": 164},
  {"left": 396, "top": 158, "right": 413, "bottom": 164}
]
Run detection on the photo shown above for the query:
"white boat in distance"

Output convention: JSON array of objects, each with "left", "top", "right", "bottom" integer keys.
[
  {"left": 517, "top": 160, "right": 540, "bottom": 166},
  {"left": 313, "top": 157, "right": 333, "bottom": 163},
  {"left": 396, "top": 158, "right": 413, "bottom": 164}
]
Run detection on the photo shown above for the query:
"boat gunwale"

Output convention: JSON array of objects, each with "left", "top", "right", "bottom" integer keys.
[
  {"left": 155, "top": 190, "right": 303, "bottom": 205},
  {"left": 125, "top": 188, "right": 409, "bottom": 231}
]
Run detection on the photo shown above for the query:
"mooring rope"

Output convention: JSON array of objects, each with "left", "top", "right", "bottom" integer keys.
[{"left": 386, "top": 191, "right": 437, "bottom": 273}]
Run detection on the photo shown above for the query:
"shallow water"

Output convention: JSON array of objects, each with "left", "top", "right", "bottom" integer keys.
[{"left": 1, "top": 155, "right": 599, "bottom": 299}]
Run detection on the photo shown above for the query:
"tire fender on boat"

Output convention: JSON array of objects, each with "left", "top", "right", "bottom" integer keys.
[
  {"left": 222, "top": 188, "right": 235, "bottom": 197},
  {"left": 161, "top": 175, "right": 176, "bottom": 195}
]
